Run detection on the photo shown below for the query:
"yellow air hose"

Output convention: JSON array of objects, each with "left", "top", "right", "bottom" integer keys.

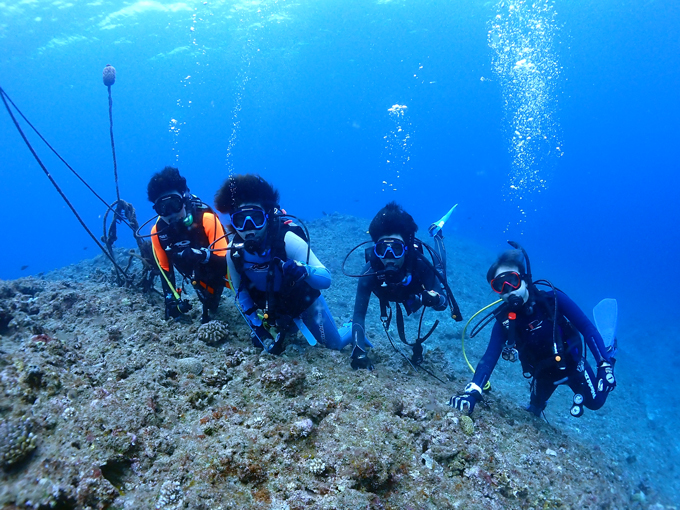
[
  {"left": 461, "top": 299, "right": 502, "bottom": 391},
  {"left": 151, "top": 218, "right": 182, "bottom": 300}
]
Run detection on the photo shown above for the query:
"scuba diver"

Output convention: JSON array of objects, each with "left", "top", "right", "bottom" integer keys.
[
  {"left": 345, "top": 202, "right": 462, "bottom": 370},
  {"left": 214, "top": 174, "right": 350, "bottom": 354},
  {"left": 147, "top": 167, "right": 229, "bottom": 324},
  {"left": 449, "top": 243, "right": 617, "bottom": 418}
]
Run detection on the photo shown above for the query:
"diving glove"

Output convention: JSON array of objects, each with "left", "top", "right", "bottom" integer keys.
[
  {"left": 165, "top": 295, "right": 192, "bottom": 320},
  {"left": 251, "top": 325, "right": 274, "bottom": 350},
  {"left": 179, "top": 247, "right": 210, "bottom": 265},
  {"left": 421, "top": 289, "right": 443, "bottom": 308},
  {"left": 282, "top": 259, "right": 308, "bottom": 284},
  {"left": 350, "top": 346, "right": 374, "bottom": 371},
  {"left": 449, "top": 382, "right": 483, "bottom": 414},
  {"left": 596, "top": 361, "right": 616, "bottom": 393},
  {"left": 404, "top": 293, "right": 423, "bottom": 314}
]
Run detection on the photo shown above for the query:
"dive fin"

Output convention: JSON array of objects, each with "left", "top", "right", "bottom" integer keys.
[
  {"left": 429, "top": 204, "right": 458, "bottom": 237},
  {"left": 593, "top": 298, "right": 618, "bottom": 358},
  {"left": 293, "top": 318, "right": 317, "bottom": 346}
]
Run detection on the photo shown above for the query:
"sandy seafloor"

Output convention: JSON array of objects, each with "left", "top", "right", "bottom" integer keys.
[{"left": 0, "top": 214, "right": 677, "bottom": 509}]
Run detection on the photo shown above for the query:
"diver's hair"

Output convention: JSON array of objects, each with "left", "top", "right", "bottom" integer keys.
[
  {"left": 368, "top": 201, "right": 418, "bottom": 243},
  {"left": 214, "top": 174, "right": 280, "bottom": 214},
  {"left": 486, "top": 249, "right": 526, "bottom": 282},
  {"left": 147, "top": 166, "right": 187, "bottom": 203}
]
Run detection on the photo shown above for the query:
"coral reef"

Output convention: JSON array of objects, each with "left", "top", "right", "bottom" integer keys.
[
  {"left": 459, "top": 414, "right": 475, "bottom": 436},
  {"left": 0, "top": 419, "right": 36, "bottom": 469},
  {"left": 197, "top": 320, "right": 229, "bottom": 345},
  {"left": 0, "top": 218, "right": 676, "bottom": 509}
]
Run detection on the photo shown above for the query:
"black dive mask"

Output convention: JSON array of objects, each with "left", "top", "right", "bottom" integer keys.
[{"left": 154, "top": 194, "right": 184, "bottom": 216}]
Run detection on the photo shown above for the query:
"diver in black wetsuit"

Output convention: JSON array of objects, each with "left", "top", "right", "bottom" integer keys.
[
  {"left": 449, "top": 245, "right": 617, "bottom": 418},
  {"left": 348, "top": 202, "right": 462, "bottom": 370}
]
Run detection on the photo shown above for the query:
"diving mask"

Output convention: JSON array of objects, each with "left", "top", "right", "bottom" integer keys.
[
  {"left": 491, "top": 271, "right": 522, "bottom": 294},
  {"left": 154, "top": 194, "right": 185, "bottom": 217},
  {"left": 231, "top": 207, "right": 268, "bottom": 231},
  {"left": 374, "top": 238, "right": 407, "bottom": 259}
]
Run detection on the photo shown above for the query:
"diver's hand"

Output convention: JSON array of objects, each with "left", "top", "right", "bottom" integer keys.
[
  {"left": 350, "top": 346, "right": 374, "bottom": 371},
  {"left": 421, "top": 289, "right": 442, "bottom": 308},
  {"left": 251, "top": 325, "right": 274, "bottom": 350},
  {"left": 179, "top": 247, "right": 210, "bottom": 265},
  {"left": 282, "top": 259, "right": 308, "bottom": 284},
  {"left": 404, "top": 293, "right": 423, "bottom": 314},
  {"left": 597, "top": 361, "right": 616, "bottom": 393},
  {"left": 449, "top": 383, "right": 483, "bottom": 414},
  {"left": 165, "top": 295, "right": 192, "bottom": 320}
]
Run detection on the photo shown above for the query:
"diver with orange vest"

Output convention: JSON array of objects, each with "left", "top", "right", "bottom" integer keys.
[{"left": 147, "top": 167, "right": 229, "bottom": 324}]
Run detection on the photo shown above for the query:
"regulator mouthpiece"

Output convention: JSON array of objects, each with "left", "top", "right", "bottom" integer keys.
[
  {"left": 103, "top": 64, "right": 116, "bottom": 87},
  {"left": 382, "top": 263, "right": 400, "bottom": 278},
  {"left": 506, "top": 294, "right": 524, "bottom": 311}
]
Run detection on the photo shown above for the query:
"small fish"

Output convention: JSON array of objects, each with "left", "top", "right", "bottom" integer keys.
[
  {"left": 20, "top": 265, "right": 29, "bottom": 271},
  {"left": 83, "top": 247, "right": 88, "bottom": 250}
]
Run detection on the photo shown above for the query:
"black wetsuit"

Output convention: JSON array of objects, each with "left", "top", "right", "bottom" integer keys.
[
  {"left": 473, "top": 290, "right": 613, "bottom": 413},
  {"left": 350, "top": 238, "right": 449, "bottom": 353}
]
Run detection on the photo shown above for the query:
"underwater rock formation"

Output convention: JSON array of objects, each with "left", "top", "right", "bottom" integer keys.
[
  {"left": 0, "top": 218, "right": 675, "bottom": 509},
  {"left": 0, "top": 419, "right": 36, "bottom": 469}
]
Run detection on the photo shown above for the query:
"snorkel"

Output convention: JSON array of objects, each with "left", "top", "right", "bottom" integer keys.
[{"left": 507, "top": 240, "right": 532, "bottom": 280}]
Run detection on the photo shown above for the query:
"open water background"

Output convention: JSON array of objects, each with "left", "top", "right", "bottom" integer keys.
[{"left": 1, "top": 0, "right": 679, "bottom": 502}]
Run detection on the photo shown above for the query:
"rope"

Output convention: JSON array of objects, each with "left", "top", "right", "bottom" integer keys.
[
  {"left": 0, "top": 86, "right": 129, "bottom": 279},
  {"left": 107, "top": 85, "right": 120, "bottom": 202},
  {"left": 0, "top": 86, "right": 128, "bottom": 225}
]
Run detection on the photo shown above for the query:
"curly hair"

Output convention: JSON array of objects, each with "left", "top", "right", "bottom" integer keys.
[
  {"left": 368, "top": 201, "right": 418, "bottom": 243},
  {"left": 214, "top": 174, "right": 280, "bottom": 214},
  {"left": 486, "top": 249, "right": 526, "bottom": 283},
  {"left": 147, "top": 166, "right": 187, "bottom": 203}
]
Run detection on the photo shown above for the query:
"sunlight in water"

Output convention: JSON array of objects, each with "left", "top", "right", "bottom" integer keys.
[
  {"left": 488, "top": 0, "right": 563, "bottom": 218},
  {"left": 382, "top": 104, "right": 411, "bottom": 193},
  {"left": 224, "top": 0, "right": 291, "bottom": 181},
  {"left": 164, "top": 0, "right": 292, "bottom": 171}
]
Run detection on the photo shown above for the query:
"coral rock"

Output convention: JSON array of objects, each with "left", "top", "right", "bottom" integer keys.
[
  {"left": 176, "top": 357, "right": 203, "bottom": 375},
  {"left": 459, "top": 415, "right": 475, "bottom": 436},
  {"left": 0, "top": 418, "right": 37, "bottom": 469},
  {"left": 290, "top": 418, "right": 314, "bottom": 439},
  {"left": 197, "top": 320, "right": 229, "bottom": 345},
  {"left": 260, "top": 363, "right": 306, "bottom": 396},
  {"left": 156, "top": 480, "right": 184, "bottom": 510}
]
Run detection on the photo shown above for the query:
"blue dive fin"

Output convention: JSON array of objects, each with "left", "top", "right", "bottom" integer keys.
[
  {"left": 429, "top": 204, "right": 458, "bottom": 237},
  {"left": 293, "top": 318, "right": 317, "bottom": 346},
  {"left": 593, "top": 298, "right": 618, "bottom": 357}
]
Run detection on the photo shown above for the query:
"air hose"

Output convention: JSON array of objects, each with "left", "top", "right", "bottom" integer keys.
[{"left": 461, "top": 299, "right": 502, "bottom": 391}]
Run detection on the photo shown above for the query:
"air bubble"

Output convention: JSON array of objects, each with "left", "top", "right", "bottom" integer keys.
[{"left": 488, "top": 0, "right": 563, "bottom": 208}]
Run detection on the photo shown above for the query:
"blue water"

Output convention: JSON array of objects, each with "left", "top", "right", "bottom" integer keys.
[{"left": 1, "top": 0, "right": 679, "bottom": 499}]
